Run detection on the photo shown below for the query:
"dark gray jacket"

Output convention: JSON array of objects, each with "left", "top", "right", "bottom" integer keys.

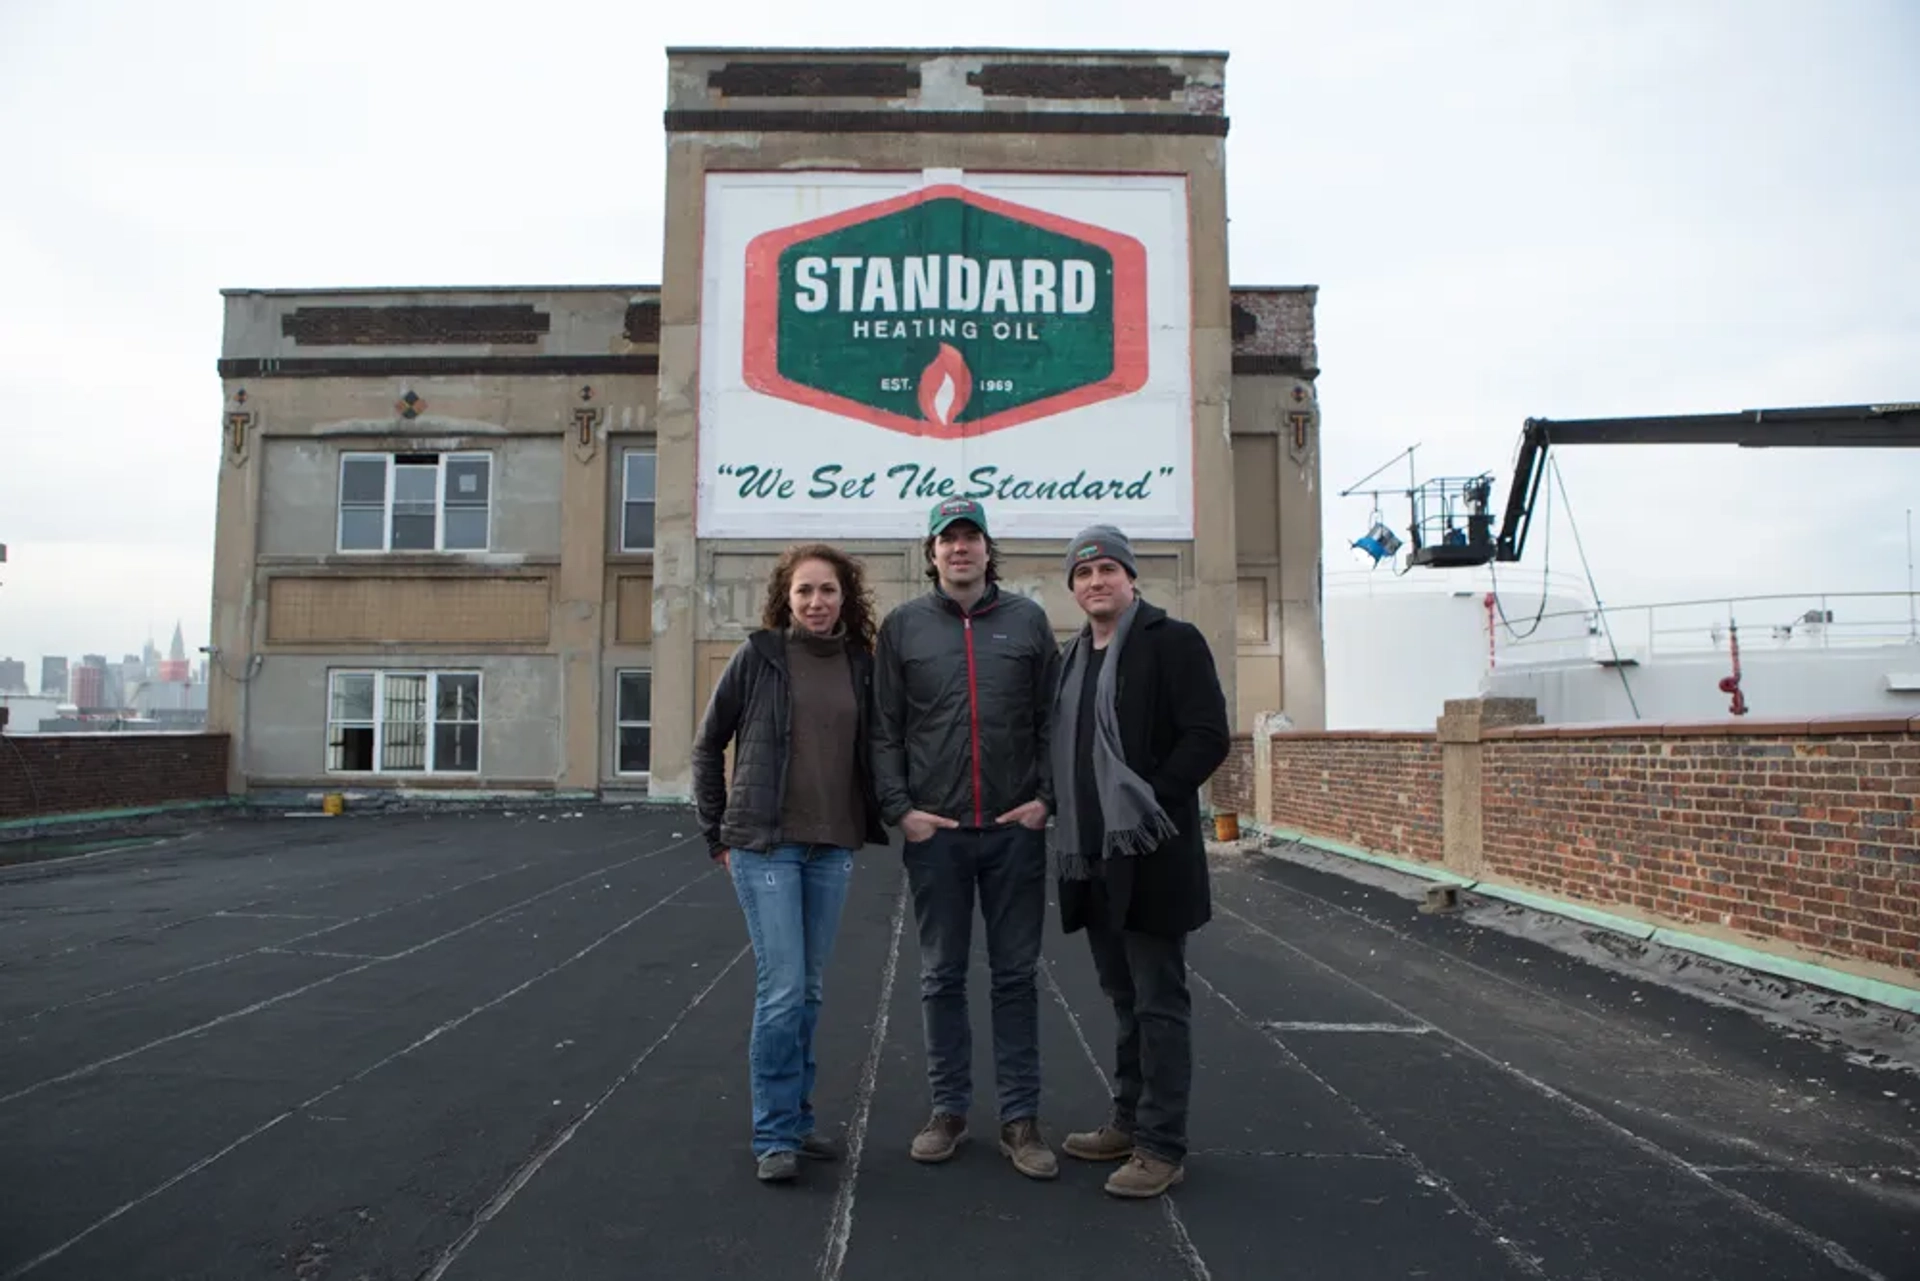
[
  {"left": 871, "top": 584, "right": 1060, "bottom": 828},
  {"left": 691, "top": 629, "right": 888, "bottom": 859}
]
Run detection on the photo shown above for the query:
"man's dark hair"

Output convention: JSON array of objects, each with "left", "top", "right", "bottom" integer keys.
[{"left": 923, "top": 529, "right": 1002, "bottom": 585}]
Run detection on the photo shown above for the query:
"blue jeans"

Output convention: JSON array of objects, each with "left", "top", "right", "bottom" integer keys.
[
  {"left": 903, "top": 825, "right": 1047, "bottom": 1122},
  {"left": 729, "top": 843, "right": 855, "bottom": 1158}
]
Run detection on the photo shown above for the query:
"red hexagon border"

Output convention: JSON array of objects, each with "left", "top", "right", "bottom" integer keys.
[{"left": 741, "top": 184, "right": 1150, "bottom": 440}]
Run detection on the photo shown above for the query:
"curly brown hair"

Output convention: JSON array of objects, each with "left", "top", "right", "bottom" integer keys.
[{"left": 761, "top": 543, "right": 878, "bottom": 653}]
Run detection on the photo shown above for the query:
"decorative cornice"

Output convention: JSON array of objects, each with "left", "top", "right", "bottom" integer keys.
[
  {"left": 217, "top": 355, "right": 659, "bottom": 379},
  {"left": 664, "top": 108, "right": 1228, "bottom": 136}
]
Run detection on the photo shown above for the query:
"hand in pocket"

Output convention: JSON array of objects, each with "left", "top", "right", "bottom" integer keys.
[{"left": 901, "top": 810, "right": 959, "bottom": 844}]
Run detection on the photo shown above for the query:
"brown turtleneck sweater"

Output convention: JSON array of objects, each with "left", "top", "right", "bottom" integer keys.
[{"left": 779, "top": 626, "right": 866, "bottom": 851}]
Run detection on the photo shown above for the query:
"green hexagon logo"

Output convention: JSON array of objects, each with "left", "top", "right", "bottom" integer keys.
[{"left": 742, "top": 185, "right": 1149, "bottom": 439}]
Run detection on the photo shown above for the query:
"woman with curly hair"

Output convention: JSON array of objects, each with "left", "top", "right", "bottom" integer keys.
[{"left": 691, "top": 542, "right": 888, "bottom": 1184}]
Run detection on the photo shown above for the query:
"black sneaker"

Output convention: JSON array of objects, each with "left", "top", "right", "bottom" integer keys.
[{"left": 798, "top": 1133, "right": 840, "bottom": 1161}]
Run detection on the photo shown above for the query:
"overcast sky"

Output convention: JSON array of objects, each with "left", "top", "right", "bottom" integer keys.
[{"left": 1, "top": 0, "right": 1915, "bottom": 673}]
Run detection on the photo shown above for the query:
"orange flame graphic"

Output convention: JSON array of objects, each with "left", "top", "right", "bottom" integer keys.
[{"left": 916, "top": 344, "right": 974, "bottom": 427}]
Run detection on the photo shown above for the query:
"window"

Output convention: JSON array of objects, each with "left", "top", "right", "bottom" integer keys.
[
  {"left": 615, "top": 669, "right": 651, "bottom": 775},
  {"left": 328, "top": 673, "right": 376, "bottom": 771},
  {"left": 434, "top": 673, "right": 481, "bottom": 772},
  {"left": 338, "top": 453, "right": 491, "bottom": 553},
  {"left": 621, "top": 449, "right": 656, "bottom": 552},
  {"left": 327, "top": 671, "right": 482, "bottom": 773}
]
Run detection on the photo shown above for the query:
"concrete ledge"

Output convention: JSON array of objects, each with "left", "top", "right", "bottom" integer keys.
[
  {"left": 1468, "top": 881, "right": 1657, "bottom": 941},
  {"left": 1245, "top": 821, "right": 1920, "bottom": 1017},
  {"left": 1249, "top": 715, "right": 1920, "bottom": 742},
  {"left": 1479, "top": 714, "right": 1917, "bottom": 740},
  {"left": 246, "top": 777, "right": 567, "bottom": 792},
  {"left": 597, "top": 790, "right": 697, "bottom": 809},
  {"left": 1270, "top": 730, "right": 1439, "bottom": 742},
  {"left": 1260, "top": 825, "right": 1474, "bottom": 887},
  {"left": 243, "top": 787, "right": 602, "bottom": 812},
  {"left": 0, "top": 798, "right": 240, "bottom": 837}
]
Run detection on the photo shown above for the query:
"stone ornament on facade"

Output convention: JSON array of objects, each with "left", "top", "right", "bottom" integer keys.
[
  {"left": 1289, "top": 410, "right": 1314, "bottom": 463},
  {"left": 1287, "top": 380, "right": 1316, "bottom": 464},
  {"left": 225, "top": 388, "right": 253, "bottom": 465},
  {"left": 573, "top": 382, "right": 603, "bottom": 461},
  {"left": 572, "top": 406, "right": 604, "bottom": 463}
]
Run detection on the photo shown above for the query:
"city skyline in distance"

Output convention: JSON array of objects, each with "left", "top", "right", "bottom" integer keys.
[{"left": 0, "top": 618, "right": 202, "bottom": 696}]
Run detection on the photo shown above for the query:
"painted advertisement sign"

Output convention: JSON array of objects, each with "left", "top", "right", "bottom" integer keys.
[{"left": 698, "top": 171, "right": 1192, "bottom": 539}]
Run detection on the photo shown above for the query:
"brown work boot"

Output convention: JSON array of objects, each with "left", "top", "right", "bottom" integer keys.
[
  {"left": 1104, "top": 1151, "right": 1185, "bottom": 1198},
  {"left": 910, "top": 1111, "right": 968, "bottom": 1163},
  {"left": 1062, "top": 1120, "right": 1134, "bottom": 1162},
  {"left": 999, "top": 1118, "right": 1059, "bottom": 1180}
]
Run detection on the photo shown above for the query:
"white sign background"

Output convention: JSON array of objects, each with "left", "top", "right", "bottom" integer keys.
[{"left": 697, "top": 171, "right": 1193, "bottom": 540}]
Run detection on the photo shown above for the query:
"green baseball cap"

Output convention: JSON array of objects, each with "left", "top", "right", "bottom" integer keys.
[{"left": 927, "top": 497, "right": 990, "bottom": 537}]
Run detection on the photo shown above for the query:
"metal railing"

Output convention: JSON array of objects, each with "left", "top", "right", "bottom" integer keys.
[{"left": 1494, "top": 590, "right": 1920, "bottom": 662}]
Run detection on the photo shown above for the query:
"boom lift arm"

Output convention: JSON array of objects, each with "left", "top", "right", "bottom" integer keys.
[{"left": 1406, "top": 402, "right": 1920, "bottom": 569}]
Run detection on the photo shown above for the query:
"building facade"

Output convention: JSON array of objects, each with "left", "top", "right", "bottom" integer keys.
[
  {"left": 207, "top": 47, "right": 1324, "bottom": 801},
  {"left": 70, "top": 659, "right": 106, "bottom": 712}
]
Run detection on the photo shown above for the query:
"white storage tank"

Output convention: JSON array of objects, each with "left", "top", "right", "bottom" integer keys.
[{"left": 1322, "top": 566, "right": 1594, "bottom": 729}]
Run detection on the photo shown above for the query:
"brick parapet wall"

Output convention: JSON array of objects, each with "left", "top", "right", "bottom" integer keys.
[
  {"left": 1268, "top": 731, "right": 1445, "bottom": 866},
  {"left": 1214, "top": 734, "right": 1255, "bottom": 815},
  {"left": 1481, "top": 719, "right": 1918, "bottom": 973},
  {"left": 1219, "top": 715, "right": 1918, "bottom": 980},
  {"left": 0, "top": 734, "right": 231, "bottom": 822}
]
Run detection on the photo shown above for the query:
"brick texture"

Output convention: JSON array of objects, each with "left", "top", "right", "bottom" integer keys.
[
  {"left": 281, "top": 305, "right": 550, "bottom": 346},
  {"left": 1226, "top": 718, "right": 1917, "bottom": 979},
  {"left": 217, "top": 355, "right": 656, "bottom": 380},
  {"left": 968, "top": 64, "right": 1185, "bottom": 101},
  {"left": 622, "top": 301, "right": 661, "bottom": 344},
  {"left": 709, "top": 62, "right": 919, "bottom": 98},
  {"left": 1483, "top": 728, "right": 1919, "bottom": 974},
  {"left": 1269, "top": 732, "right": 1445, "bottom": 865},
  {"left": 662, "top": 110, "right": 1230, "bottom": 138},
  {"left": 1228, "top": 289, "right": 1318, "bottom": 363},
  {"left": 0, "top": 734, "right": 230, "bottom": 821},
  {"left": 265, "top": 575, "right": 550, "bottom": 645},
  {"left": 1214, "top": 734, "right": 1255, "bottom": 815}
]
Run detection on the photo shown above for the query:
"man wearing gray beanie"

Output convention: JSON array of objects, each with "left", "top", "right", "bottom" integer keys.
[
  {"left": 1048, "top": 524, "right": 1230, "bottom": 1198},
  {"left": 1062, "top": 524, "right": 1139, "bottom": 584}
]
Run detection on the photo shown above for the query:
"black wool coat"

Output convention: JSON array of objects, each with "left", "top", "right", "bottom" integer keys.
[
  {"left": 691, "top": 629, "right": 888, "bottom": 859},
  {"left": 1055, "top": 601, "right": 1232, "bottom": 938}
]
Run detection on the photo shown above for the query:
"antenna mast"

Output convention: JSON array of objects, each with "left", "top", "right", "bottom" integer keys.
[{"left": 1907, "top": 507, "right": 1917, "bottom": 642}]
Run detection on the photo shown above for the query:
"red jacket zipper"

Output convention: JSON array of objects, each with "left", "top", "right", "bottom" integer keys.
[{"left": 962, "top": 615, "right": 984, "bottom": 827}]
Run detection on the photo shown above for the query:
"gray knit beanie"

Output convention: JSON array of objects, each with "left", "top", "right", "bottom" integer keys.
[{"left": 1064, "top": 524, "right": 1138, "bottom": 584}]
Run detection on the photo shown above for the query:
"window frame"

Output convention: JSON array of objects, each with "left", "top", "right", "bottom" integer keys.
[
  {"left": 619, "top": 447, "right": 657, "bottom": 554},
  {"left": 325, "top": 669, "right": 485, "bottom": 775},
  {"left": 337, "top": 451, "right": 493, "bottom": 554},
  {"left": 613, "top": 667, "right": 652, "bottom": 777}
]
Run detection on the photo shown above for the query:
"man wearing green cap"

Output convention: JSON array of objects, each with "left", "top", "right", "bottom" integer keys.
[{"left": 872, "top": 496, "right": 1062, "bottom": 1179}]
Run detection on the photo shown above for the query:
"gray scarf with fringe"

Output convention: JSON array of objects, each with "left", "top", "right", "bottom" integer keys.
[{"left": 1049, "top": 599, "right": 1177, "bottom": 882}]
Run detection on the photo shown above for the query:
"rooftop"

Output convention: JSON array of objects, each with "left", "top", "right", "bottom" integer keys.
[
  {"left": 218, "top": 283, "right": 657, "bottom": 298},
  {"left": 1, "top": 809, "right": 1912, "bottom": 1278},
  {"left": 664, "top": 47, "right": 1231, "bottom": 60}
]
